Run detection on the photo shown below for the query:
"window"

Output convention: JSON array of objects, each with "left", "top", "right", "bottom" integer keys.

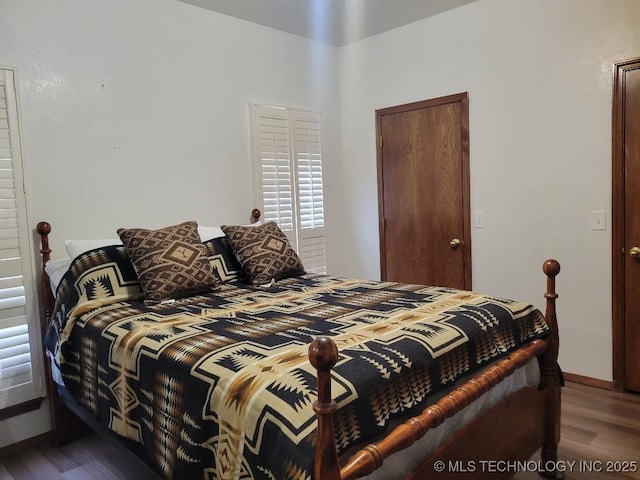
[
  {"left": 0, "top": 68, "right": 44, "bottom": 411},
  {"left": 250, "top": 104, "right": 326, "bottom": 274}
]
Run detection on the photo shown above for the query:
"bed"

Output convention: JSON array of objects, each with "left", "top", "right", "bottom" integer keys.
[{"left": 35, "top": 216, "right": 563, "bottom": 480}]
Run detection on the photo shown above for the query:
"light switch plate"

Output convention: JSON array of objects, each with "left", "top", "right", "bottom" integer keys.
[
  {"left": 591, "top": 210, "right": 606, "bottom": 230},
  {"left": 474, "top": 211, "right": 486, "bottom": 228}
]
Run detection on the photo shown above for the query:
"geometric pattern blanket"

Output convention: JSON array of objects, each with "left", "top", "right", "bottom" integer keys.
[{"left": 45, "top": 245, "right": 550, "bottom": 480}]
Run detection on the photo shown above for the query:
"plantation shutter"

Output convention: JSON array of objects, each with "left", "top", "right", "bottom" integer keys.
[
  {"left": 0, "top": 69, "right": 43, "bottom": 408},
  {"left": 253, "top": 106, "right": 295, "bottom": 238},
  {"left": 292, "top": 110, "right": 325, "bottom": 274},
  {"left": 251, "top": 104, "right": 326, "bottom": 274}
]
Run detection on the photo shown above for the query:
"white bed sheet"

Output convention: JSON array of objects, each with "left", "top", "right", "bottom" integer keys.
[{"left": 44, "top": 257, "right": 72, "bottom": 294}]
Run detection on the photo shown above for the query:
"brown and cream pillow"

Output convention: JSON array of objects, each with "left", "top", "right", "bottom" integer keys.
[
  {"left": 117, "top": 221, "right": 217, "bottom": 303},
  {"left": 221, "top": 221, "right": 305, "bottom": 285}
]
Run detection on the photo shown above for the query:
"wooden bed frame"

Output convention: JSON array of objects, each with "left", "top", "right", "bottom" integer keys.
[{"left": 36, "top": 219, "right": 562, "bottom": 480}]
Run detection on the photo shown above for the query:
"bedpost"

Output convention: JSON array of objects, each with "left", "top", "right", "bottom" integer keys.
[
  {"left": 540, "top": 259, "right": 563, "bottom": 479},
  {"left": 36, "top": 221, "right": 63, "bottom": 445},
  {"left": 309, "top": 337, "right": 341, "bottom": 480},
  {"left": 36, "top": 221, "right": 55, "bottom": 334},
  {"left": 36, "top": 221, "right": 86, "bottom": 446},
  {"left": 251, "top": 208, "right": 261, "bottom": 223}
]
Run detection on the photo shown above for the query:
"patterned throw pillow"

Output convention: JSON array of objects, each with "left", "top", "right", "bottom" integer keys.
[
  {"left": 117, "top": 221, "right": 217, "bottom": 303},
  {"left": 221, "top": 221, "right": 305, "bottom": 285}
]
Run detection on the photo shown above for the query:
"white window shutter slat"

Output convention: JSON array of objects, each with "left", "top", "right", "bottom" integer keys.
[
  {"left": 254, "top": 106, "right": 295, "bottom": 234},
  {"left": 0, "top": 322, "right": 31, "bottom": 389},
  {"left": 0, "top": 69, "right": 43, "bottom": 407},
  {"left": 293, "top": 112, "right": 324, "bottom": 231},
  {"left": 298, "top": 230, "right": 326, "bottom": 275}
]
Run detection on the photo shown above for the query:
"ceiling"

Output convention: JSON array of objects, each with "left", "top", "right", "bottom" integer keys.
[{"left": 177, "top": 0, "right": 479, "bottom": 46}]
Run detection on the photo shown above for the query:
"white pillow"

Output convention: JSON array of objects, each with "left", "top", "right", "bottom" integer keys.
[
  {"left": 44, "top": 257, "right": 72, "bottom": 293},
  {"left": 198, "top": 223, "right": 263, "bottom": 241},
  {"left": 64, "top": 238, "right": 122, "bottom": 260},
  {"left": 197, "top": 226, "right": 225, "bottom": 241}
]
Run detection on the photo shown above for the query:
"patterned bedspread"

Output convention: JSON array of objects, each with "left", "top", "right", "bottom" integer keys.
[{"left": 45, "top": 245, "right": 549, "bottom": 480}]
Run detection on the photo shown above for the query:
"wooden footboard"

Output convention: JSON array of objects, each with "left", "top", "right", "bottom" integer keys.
[{"left": 310, "top": 260, "right": 562, "bottom": 480}]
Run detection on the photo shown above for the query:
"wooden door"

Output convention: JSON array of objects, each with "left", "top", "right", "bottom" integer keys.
[
  {"left": 613, "top": 58, "right": 640, "bottom": 392},
  {"left": 376, "top": 93, "right": 471, "bottom": 289}
]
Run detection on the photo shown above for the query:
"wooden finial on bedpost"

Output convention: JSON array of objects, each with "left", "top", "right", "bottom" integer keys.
[
  {"left": 542, "top": 259, "right": 560, "bottom": 371},
  {"left": 36, "top": 221, "right": 55, "bottom": 335},
  {"left": 251, "top": 208, "right": 261, "bottom": 223},
  {"left": 541, "top": 259, "right": 560, "bottom": 381},
  {"left": 309, "top": 336, "right": 341, "bottom": 480},
  {"left": 543, "top": 259, "right": 560, "bottom": 317},
  {"left": 540, "top": 259, "right": 564, "bottom": 479}
]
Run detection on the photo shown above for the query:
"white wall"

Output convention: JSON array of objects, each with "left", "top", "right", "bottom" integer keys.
[
  {"left": 0, "top": 0, "right": 343, "bottom": 260},
  {"left": 338, "top": 0, "right": 640, "bottom": 382},
  {"left": 0, "top": 0, "right": 342, "bottom": 448}
]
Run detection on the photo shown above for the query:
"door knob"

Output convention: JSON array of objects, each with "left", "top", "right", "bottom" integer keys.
[
  {"left": 450, "top": 238, "right": 462, "bottom": 250},
  {"left": 631, "top": 246, "right": 640, "bottom": 260}
]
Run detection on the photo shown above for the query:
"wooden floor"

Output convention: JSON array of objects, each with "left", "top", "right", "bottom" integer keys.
[
  {"left": 513, "top": 382, "right": 640, "bottom": 480},
  {"left": 0, "top": 382, "right": 638, "bottom": 479}
]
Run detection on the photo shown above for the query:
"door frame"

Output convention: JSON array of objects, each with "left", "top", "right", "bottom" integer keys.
[
  {"left": 612, "top": 58, "right": 640, "bottom": 391},
  {"left": 375, "top": 92, "right": 472, "bottom": 289}
]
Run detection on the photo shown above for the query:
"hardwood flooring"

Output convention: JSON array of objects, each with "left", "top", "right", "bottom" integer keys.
[
  {"left": 0, "top": 431, "right": 155, "bottom": 480},
  {"left": 0, "top": 382, "right": 638, "bottom": 479},
  {"left": 513, "top": 382, "right": 640, "bottom": 480}
]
